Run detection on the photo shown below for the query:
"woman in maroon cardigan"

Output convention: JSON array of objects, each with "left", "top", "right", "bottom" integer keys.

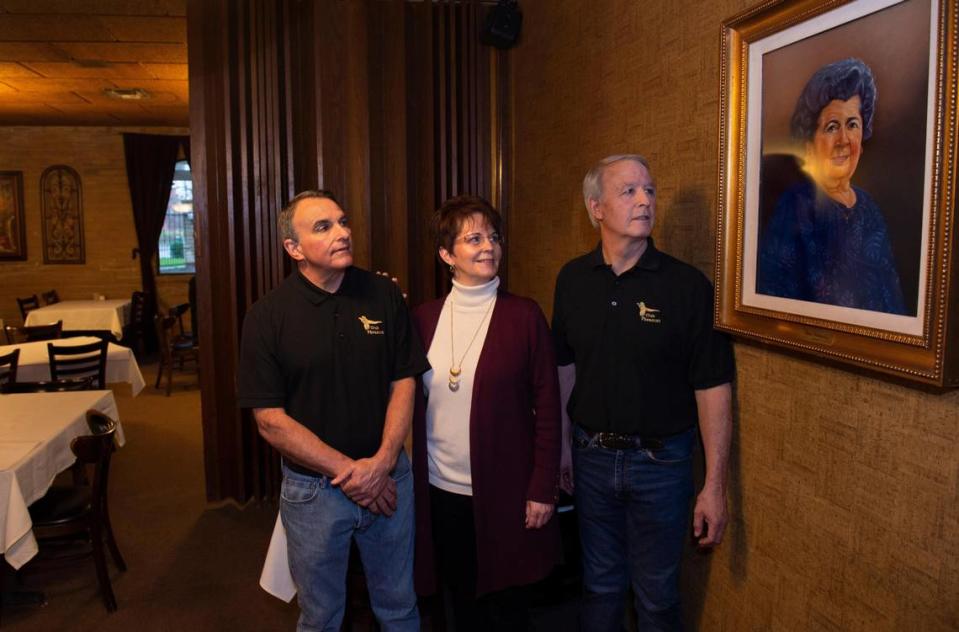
[{"left": 412, "top": 195, "right": 562, "bottom": 631}]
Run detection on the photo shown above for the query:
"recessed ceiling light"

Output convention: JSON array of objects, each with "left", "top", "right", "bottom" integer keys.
[{"left": 104, "top": 88, "right": 151, "bottom": 101}]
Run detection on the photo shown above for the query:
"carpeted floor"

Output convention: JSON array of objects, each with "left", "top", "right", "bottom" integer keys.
[{"left": 3, "top": 361, "right": 300, "bottom": 631}]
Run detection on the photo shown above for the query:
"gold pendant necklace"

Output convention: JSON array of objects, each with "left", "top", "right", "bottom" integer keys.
[{"left": 448, "top": 295, "right": 495, "bottom": 392}]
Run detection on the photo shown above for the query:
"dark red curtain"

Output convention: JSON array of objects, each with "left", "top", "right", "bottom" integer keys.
[{"left": 123, "top": 133, "right": 188, "bottom": 348}]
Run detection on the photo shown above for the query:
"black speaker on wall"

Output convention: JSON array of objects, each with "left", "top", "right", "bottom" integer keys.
[{"left": 481, "top": 0, "right": 522, "bottom": 49}]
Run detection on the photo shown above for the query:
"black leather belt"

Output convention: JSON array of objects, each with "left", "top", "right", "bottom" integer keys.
[{"left": 583, "top": 430, "right": 664, "bottom": 451}]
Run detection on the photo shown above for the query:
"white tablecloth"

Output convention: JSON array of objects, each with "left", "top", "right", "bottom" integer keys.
[
  {"left": 0, "top": 337, "right": 145, "bottom": 396},
  {"left": 0, "top": 390, "right": 125, "bottom": 568},
  {"left": 25, "top": 300, "right": 131, "bottom": 338}
]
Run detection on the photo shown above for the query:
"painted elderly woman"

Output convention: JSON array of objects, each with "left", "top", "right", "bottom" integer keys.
[{"left": 757, "top": 58, "right": 907, "bottom": 315}]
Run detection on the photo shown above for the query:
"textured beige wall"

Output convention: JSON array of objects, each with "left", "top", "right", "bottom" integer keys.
[
  {"left": 0, "top": 126, "right": 191, "bottom": 330},
  {"left": 508, "top": 1, "right": 959, "bottom": 630}
]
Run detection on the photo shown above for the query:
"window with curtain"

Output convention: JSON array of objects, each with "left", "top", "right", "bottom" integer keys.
[{"left": 157, "top": 160, "right": 195, "bottom": 275}]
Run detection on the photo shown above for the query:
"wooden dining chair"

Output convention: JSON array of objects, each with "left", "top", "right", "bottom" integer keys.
[
  {"left": 0, "top": 348, "right": 19, "bottom": 386},
  {"left": 4, "top": 321, "right": 63, "bottom": 344},
  {"left": 41, "top": 289, "right": 60, "bottom": 305},
  {"left": 47, "top": 339, "right": 108, "bottom": 389},
  {"left": 16, "top": 294, "right": 40, "bottom": 321},
  {"left": 155, "top": 314, "right": 198, "bottom": 396},
  {"left": 121, "top": 291, "right": 148, "bottom": 356},
  {"left": 29, "top": 411, "right": 126, "bottom": 612},
  {"left": 0, "top": 376, "right": 95, "bottom": 394}
]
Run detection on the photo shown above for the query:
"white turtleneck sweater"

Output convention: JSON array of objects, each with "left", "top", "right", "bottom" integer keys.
[{"left": 424, "top": 276, "right": 499, "bottom": 496}]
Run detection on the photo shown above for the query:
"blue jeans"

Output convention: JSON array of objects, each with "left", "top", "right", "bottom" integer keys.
[
  {"left": 572, "top": 425, "right": 694, "bottom": 632},
  {"left": 280, "top": 451, "right": 419, "bottom": 632}
]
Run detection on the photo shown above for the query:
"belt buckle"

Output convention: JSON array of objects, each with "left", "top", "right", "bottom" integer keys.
[{"left": 596, "top": 432, "right": 634, "bottom": 450}]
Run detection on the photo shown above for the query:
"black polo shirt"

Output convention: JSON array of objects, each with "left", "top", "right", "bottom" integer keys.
[
  {"left": 551, "top": 239, "right": 734, "bottom": 437},
  {"left": 237, "top": 267, "right": 429, "bottom": 472}
]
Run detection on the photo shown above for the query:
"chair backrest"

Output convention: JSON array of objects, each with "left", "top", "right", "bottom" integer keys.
[
  {"left": 169, "top": 303, "right": 190, "bottom": 336},
  {"left": 47, "top": 339, "right": 108, "bottom": 389},
  {"left": 41, "top": 289, "right": 60, "bottom": 305},
  {"left": 0, "top": 376, "right": 95, "bottom": 393},
  {"left": 129, "top": 291, "right": 147, "bottom": 327},
  {"left": 0, "top": 348, "right": 19, "bottom": 385},
  {"left": 4, "top": 321, "right": 63, "bottom": 344},
  {"left": 72, "top": 414, "right": 119, "bottom": 515},
  {"left": 16, "top": 294, "right": 40, "bottom": 320},
  {"left": 154, "top": 314, "right": 176, "bottom": 360}
]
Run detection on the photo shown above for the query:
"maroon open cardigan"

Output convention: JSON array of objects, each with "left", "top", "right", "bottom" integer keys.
[{"left": 411, "top": 290, "right": 562, "bottom": 597}]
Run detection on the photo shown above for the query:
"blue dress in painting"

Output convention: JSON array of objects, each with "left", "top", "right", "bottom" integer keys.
[{"left": 756, "top": 182, "right": 907, "bottom": 315}]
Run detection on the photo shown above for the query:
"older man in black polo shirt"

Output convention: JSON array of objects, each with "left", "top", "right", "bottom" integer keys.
[
  {"left": 237, "top": 190, "right": 428, "bottom": 632},
  {"left": 552, "top": 155, "right": 734, "bottom": 631}
]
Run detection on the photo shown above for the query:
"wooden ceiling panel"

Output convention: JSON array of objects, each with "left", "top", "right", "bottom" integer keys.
[
  {"left": 55, "top": 42, "right": 187, "bottom": 64},
  {"left": 22, "top": 61, "right": 156, "bottom": 79},
  {"left": 0, "top": 76, "right": 114, "bottom": 91},
  {"left": 99, "top": 17, "right": 186, "bottom": 43},
  {"left": 141, "top": 63, "right": 187, "bottom": 80},
  {"left": 0, "top": 2, "right": 188, "bottom": 126},
  {"left": 0, "top": 62, "right": 41, "bottom": 77},
  {"left": 0, "top": 89, "right": 86, "bottom": 103},
  {"left": 0, "top": 42, "right": 70, "bottom": 62},
  {"left": 0, "top": 16, "right": 115, "bottom": 42},
  {"left": 0, "top": 0, "right": 185, "bottom": 16}
]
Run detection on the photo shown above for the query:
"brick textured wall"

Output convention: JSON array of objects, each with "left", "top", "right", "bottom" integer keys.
[
  {"left": 508, "top": 1, "right": 959, "bottom": 630},
  {"left": 0, "top": 126, "right": 191, "bottom": 331}
]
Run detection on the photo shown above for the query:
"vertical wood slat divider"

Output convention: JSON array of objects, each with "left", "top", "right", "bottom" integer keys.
[{"left": 188, "top": 0, "right": 510, "bottom": 502}]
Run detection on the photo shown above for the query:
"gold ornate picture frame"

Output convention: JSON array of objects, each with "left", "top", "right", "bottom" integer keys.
[
  {"left": 716, "top": 0, "right": 959, "bottom": 385},
  {"left": 0, "top": 171, "right": 26, "bottom": 261}
]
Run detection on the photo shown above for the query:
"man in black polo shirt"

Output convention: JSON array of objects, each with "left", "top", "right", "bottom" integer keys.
[
  {"left": 237, "top": 190, "right": 428, "bottom": 631},
  {"left": 552, "top": 155, "right": 734, "bottom": 631}
]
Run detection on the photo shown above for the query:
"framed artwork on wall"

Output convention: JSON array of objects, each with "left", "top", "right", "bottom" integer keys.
[
  {"left": 40, "top": 164, "right": 85, "bottom": 264},
  {"left": 0, "top": 171, "right": 26, "bottom": 261},
  {"left": 716, "top": 0, "right": 959, "bottom": 385}
]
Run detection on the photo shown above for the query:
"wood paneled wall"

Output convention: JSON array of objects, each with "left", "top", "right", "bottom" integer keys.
[
  {"left": 188, "top": 0, "right": 507, "bottom": 502},
  {"left": 507, "top": 1, "right": 959, "bottom": 630}
]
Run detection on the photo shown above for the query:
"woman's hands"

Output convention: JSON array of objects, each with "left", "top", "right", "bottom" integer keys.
[{"left": 524, "top": 500, "right": 555, "bottom": 529}]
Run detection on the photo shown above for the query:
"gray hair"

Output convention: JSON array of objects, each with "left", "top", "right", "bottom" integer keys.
[
  {"left": 582, "top": 154, "right": 651, "bottom": 228},
  {"left": 790, "top": 58, "right": 876, "bottom": 142},
  {"left": 278, "top": 189, "right": 339, "bottom": 244}
]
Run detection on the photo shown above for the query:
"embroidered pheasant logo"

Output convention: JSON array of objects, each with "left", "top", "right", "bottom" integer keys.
[
  {"left": 358, "top": 315, "right": 384, "bottom": 334},
  {"left": 637, "top": 302, "right": 661, "bottom": 323}
]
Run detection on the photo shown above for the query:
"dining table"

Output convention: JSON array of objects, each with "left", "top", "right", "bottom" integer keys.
[
  {"left": 0, "top": 390, "right": 125, "bottom": 569},
  {"left": 0, "top": 336, "right": 146, "bottom": 396},
  {"left": 24, "top": 299, "right": 131, "bottom": 340}
]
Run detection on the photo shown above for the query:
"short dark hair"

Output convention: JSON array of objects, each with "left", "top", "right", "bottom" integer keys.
[
  {"left": 278, "top": 190, "right": 339, "bottom": 244},
  {"left": 790, "top": 58, "right": 877, "bottom": 142},
  {"left": 432, "top": 195, "right": 503, "bottom": 255}
]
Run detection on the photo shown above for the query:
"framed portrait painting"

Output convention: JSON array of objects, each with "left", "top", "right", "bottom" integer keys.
[
  {"left": 716, "top": 0, "right": 959, "bottom": 385},
  {"left": 0, "top": 171, "right": 26, "bottom": 261}
]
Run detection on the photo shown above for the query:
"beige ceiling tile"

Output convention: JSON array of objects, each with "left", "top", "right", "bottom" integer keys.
[
  {"left": 0, "top": 43, "right": 70, "bottom": 62},
  {"left": 0, "top": 62, "right": 42, "bottom": 78},
  {"left": 0, "top": 77, "right": 114, "bottom": 91},
  {"left": 21, "top": 62, "right": 155, "bottom": 79},
  {"left": 0, "top": 103, "right": 69, "bottom": 124},
  {"left": 0, "top": 0, "right": 185, "bottom": 16},
  {"left": 0, "top": 89, "right": 86, "bottom": 103},
  {"left": 0, "top": 16, "right": 114, "bottom": 42},
  {"left": 98, "top": 16, "right": 186, "bottom": 43},
  {"left": 54, "top": 42, "right": 187, "bottom": 64},
  {"left": 141, "top": 63, "right": 187, "bottom": 80}
]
